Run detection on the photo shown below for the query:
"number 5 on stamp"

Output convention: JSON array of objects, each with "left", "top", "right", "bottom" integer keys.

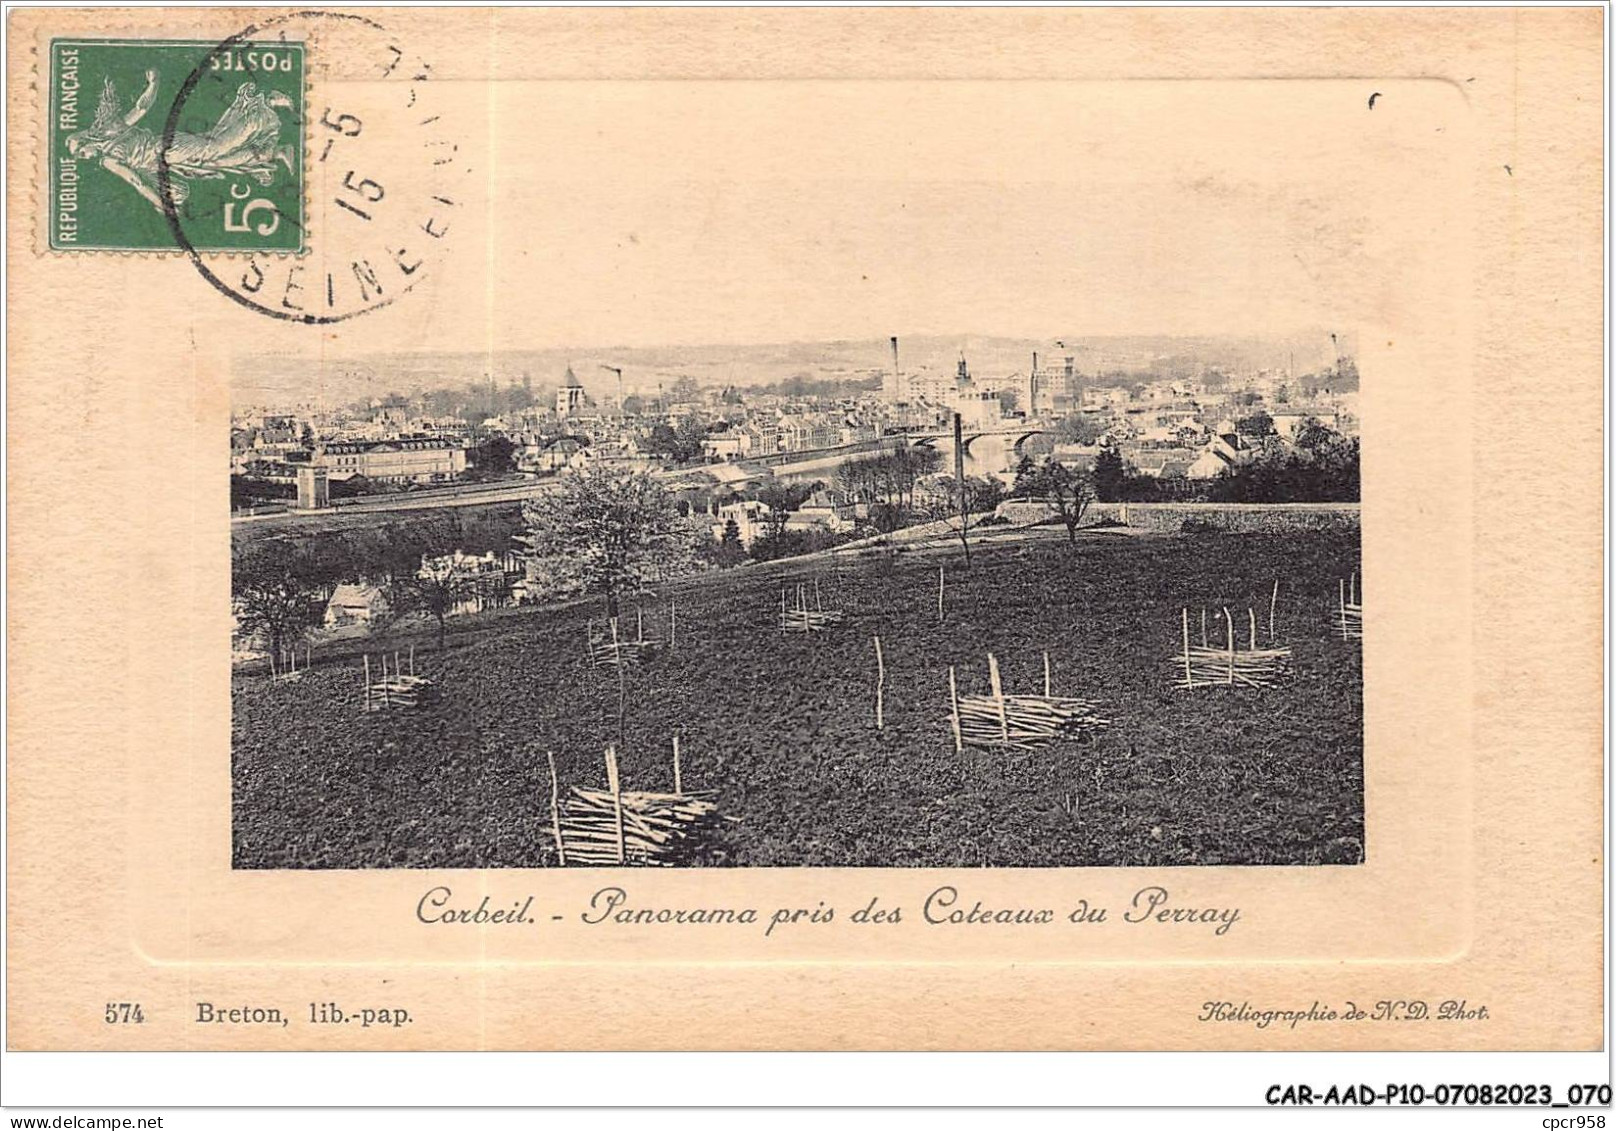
[{"left": 48, "top": 38, "right": 304, "bottom": 252}]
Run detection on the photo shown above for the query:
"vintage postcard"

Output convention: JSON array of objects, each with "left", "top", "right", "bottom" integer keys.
[{"left": 4, "top": 6, "right": 1604, "bottom": 1055}]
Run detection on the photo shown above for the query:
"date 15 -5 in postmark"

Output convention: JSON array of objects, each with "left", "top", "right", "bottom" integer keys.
[{"left": 49, "top": 38, "right": 305, "bottom": 252}]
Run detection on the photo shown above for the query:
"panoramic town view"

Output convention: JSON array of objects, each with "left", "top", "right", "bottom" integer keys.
[{"left": 231, "top": 332, "right": 1363, "bottom": 870}]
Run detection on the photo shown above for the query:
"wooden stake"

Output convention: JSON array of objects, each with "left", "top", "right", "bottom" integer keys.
[
  {"left": 672, "top": 734, "right": 683, "bottom": 795},
  {"left": 1201, "top": 608, "right": 1208, "bottom": 648},
  {"left": 1181, "top": 608, "right": 1193, "bottom": 687},
  {"left": 1269, "top": 580, "right": 1279, "bottom": 642},
  {"left": 873, "top": 635, "right": 885, "bottom": 730},
  {"left": 670, "top": 597, "right": 677, "bottom": 649},
  {"left": 937, "top": 565, "right": 945, "bottom": 622},
  {"left": 948, "top": 666, "right": 963, "bottom": 753},
  {"left": 637, "top": 606, "right": 644, "bottom": 643},
  {"left": 408, "top": 643, "right": 415, "bottom": 676},
  {"left": 382, "top": 653, "right": 391, "bottom": 708},
  {"left": 988, "top": 653, "right": 1008, "bottom": 743},
  {"left": 1043, "top": 651, "right": 1052, "bottom": 697},
  {"left": 1223, "top": 607, "right": 1235, "bottom": 684},
  {"left": 1248, "top": 608, "right": 1257, "bottom": 651},
  {"left": 1339, "top": 578, "right": 1347, "bottom": 640},
  {"left": 546, "top": 750, "right": 567, "bottom": 867},
  {"left": 604, "top": 746, "right": 625, "bottom": 865}
]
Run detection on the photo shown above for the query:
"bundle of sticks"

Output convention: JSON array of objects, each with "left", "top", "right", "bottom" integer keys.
[
  {"left": 556, "top": 788, "right": 727, "bottom": 866},
  {"left": 1174, "top": 607, "right": 1292, "bottom": 689},
  {"left": 779, "top": 580, "right": 844, "bottom": 633},
  {"left": 587, "top": 610, "right": 660, "bottom": 668},
  {"left": 546, "top": 745, "right": 731, "bottom": 866},
  {"left": 363, "top": 649, "right": 432, "bottom": 710},
  {"left": 1336, "top": 573, "right": 1363, "bottom": 641},
  {"left": 947, "top": 653, "right": 1109, "bottom": 752}
]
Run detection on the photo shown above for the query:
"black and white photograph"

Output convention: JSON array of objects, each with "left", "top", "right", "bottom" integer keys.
[{"left": 230, "top": 327, "right": 1363, "bottom": 868}]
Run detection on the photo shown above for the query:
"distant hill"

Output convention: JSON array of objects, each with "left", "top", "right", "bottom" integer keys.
[{"left": 231, "top": 331, "right": 1355, "bottom": 409}]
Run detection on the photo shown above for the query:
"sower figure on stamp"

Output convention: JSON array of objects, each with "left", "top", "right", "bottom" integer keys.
[{"left": 65, "top": 71, "right": 295, "bottom": 213}]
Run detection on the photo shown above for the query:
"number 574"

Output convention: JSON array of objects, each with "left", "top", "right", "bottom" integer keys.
[{"left": 104, "top": 1002, "right": 144, "bottom": 1024}]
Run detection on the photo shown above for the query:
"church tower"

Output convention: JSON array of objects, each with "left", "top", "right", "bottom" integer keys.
[{"left": 555, "top": 365, "right": 586, "bottom": 418}]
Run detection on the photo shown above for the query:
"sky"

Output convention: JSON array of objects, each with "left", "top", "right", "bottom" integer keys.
[{"left": 228, "top": 75, "right": 1464, "bottom": 391}]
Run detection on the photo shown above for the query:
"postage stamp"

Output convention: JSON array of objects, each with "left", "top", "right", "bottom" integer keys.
[{"left": 48, "top": 38, "right": 304, "bottom": 252}]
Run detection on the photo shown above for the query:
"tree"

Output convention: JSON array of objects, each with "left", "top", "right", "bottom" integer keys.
[
  {"left": 1018, "top": 432, "right": 1057, "bottom": 458},
  {"left": 1235, "top": 410, "right": 1275, "bottom": 438},
  {"left": 970, "top": 475, "right": 1007, "bottom": 513},
  {"left": 753, "top": 479, "right": 818, "bottom": 540},
  {"left": 673, "top": 415, "right": 708, "bottom": 462},
  {"left": 335, "top": 517, "right": 449, "bottom": 642},
  {"left": 939, "top": 475, "right": 1007, "bottom": 566},
  {"left": 519, "top": 466, "right": 683, "bottom": 617},
  {"left": 620, "top": 394, "right": 646, "bottom": 416},
  {"left": 668, "top": 376, "right": 702, "bottom": 404},
  {"left": 1209, "top": 421, "right": 1359, "bottom": 503},
  {"left": 1010, "top": 454, "right": 1040, "bottom": 498},
  {"left": 714, "top": 518, "right": 745, "bottom": 568},
  {"left": 399, "top": 549, "right": 479, "bottom": 651},
  {"left": 468, "top": 434, "right": 516, "bottom": 476},
  {"left": 1057, "top": 413, "right": 1106, "bottom": 445},
  {"left": 1023, "top": 458, "right": 1095, "bottom": 545},
  {"left": 644, "top": 422, "right": 680, "bottom": 458},
  {"left": 232, "top": 537, "right": 338, "bottom": 671},
  {"left": 1092, "top": 446, "right": 1127, "bottom": 501}
]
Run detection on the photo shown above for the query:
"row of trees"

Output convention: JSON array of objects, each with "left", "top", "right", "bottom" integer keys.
[
  {"left": 642, "top": 416, "right": 711, "bottom": 463},
  {"left": 1207, "top": 422, "right": 1360, "bottom": 503},
  {"left": 832, "top": 446, "right": 944, "bottom": 513},
  {"left": 232, "top": 510, "right": 523, "bottom": 661},
  {"left": 1014, "top": 421, "right": 1361, "bottom": 506}
]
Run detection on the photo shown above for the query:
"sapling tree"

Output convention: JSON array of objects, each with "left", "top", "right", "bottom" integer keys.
[
  {"left": 520, "top": 466, "right": 684, "bottom": 618},
  {"left": 1023, "top": 458, "right": 1096, "bottom": 545}
]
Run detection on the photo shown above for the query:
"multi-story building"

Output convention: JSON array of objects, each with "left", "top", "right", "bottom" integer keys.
[
  {"left": 317, "top": 437, "right": 467, "bottom": 483},
  {"left": 711, "top": 500, "right": 773, "bottom": 548}
]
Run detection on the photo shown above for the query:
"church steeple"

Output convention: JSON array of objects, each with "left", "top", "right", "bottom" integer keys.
[{"left": 555, "top": 364, "right": 587, "bottom": 417}]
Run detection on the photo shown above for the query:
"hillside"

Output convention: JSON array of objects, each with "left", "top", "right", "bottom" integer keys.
[
  {"left": 232, "top": 527, "right": 1364, "bottom": 869},
  {"left": 230, "top": 330, "right": 1355, "bottom": 408}
]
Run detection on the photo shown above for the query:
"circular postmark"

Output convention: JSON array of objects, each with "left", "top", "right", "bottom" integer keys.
[{"left": 159, "top": 11, "right": 462, "bottom": 323}]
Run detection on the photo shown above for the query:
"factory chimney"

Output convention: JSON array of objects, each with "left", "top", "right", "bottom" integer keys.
[{"left": 889, "top": 336, "right": 901, "bottom": 402}]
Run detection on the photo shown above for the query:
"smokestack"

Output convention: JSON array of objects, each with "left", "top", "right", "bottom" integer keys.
[
  {"left": 1030, "top": 351, "right": 1039, "bottom": 417},
  {"left": 890, "top": 336, "right": 901, "bottom": 401}
]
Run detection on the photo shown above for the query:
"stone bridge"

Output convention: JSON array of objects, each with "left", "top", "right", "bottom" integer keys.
[{"left": 908, "top": 427, "right": 1047, "bottom": 475}]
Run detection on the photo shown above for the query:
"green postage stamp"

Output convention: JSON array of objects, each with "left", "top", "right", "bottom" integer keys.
[{"left": 48, "top": 38, "right": 305, "bottom": 252}]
